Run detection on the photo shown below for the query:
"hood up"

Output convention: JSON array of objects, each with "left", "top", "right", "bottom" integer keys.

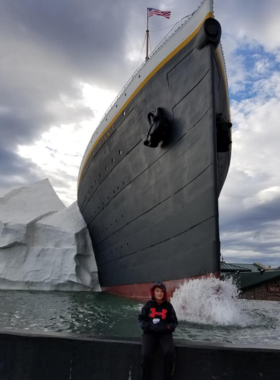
[{"left": 150, "top": 281, "right": 168, "bottom": 301}]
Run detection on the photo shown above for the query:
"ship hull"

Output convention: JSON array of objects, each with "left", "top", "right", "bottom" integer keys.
[
  {"left": 78, "top": 4, "right": 231, "bottom": 298},
  {"left": 102, "top": 272, "right": 220, "bottom": 301}
]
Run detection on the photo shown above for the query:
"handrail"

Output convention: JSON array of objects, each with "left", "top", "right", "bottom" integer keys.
[{"left": 98, "top": 0, "right": 207, "bottom": 128}]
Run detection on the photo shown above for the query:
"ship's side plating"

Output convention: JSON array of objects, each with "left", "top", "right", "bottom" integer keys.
[{"left": 78, "top": 1, "right": 231, "bottom": 298}]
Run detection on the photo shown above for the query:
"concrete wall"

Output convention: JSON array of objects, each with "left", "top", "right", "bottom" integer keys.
[
  {"left": 242, "top": 278, "right": 280, "bottom": 301},
  {"left": 0, "top": 330, "right": 279, "bottom": 380}
]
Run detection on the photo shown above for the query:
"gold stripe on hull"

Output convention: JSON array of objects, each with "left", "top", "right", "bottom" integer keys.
[{"left": 78, "top": 12, "right": 222, "bottom": 188}]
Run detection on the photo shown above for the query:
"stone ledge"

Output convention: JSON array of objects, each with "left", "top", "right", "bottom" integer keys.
[{"left": 0, "top": 330, "right": 279, "bottom": 379}]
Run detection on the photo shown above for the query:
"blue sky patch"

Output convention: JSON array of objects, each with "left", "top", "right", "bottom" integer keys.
[{"left": 229, "top": 45, "right": 280, "bottom": 102}]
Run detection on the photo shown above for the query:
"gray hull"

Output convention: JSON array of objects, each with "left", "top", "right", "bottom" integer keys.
[{"left": 78, "top": 30, "right": 231, "bottom": 295}]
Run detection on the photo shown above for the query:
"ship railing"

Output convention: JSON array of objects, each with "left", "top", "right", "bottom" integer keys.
[{"left": 98, "top": 0, "right": 207, "bottom": 127}]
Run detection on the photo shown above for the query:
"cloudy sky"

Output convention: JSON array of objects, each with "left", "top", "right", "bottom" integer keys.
[{"left": 0, "top": 0, "right": 279, "bottom": 267}]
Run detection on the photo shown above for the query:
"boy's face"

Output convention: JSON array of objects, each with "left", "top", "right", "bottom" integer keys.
[{"left": 154, "top": 287, "right": 164, "bottom": 301}]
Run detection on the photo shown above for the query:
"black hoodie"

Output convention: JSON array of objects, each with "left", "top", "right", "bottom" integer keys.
[{"left": 138, "top": 282, "right": 178, "bottom": 334}]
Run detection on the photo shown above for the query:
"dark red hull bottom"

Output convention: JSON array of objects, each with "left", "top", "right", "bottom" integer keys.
[{"left": 102, "top": 272, "right": 220, "bottom": 301}]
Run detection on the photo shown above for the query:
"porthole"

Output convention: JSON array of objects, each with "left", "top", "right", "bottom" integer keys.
[
  {"left": 105, "top": 166, "right": 108, "bottom": 170},
  {"left": 99, "top": 174, "right": 102, "bottom": 178},
  {"left": 119, "top": 150, "right": 122, "bottom": 155},
  {"left": 112, "top": 158, "right": 115, "bottom": 163},
  {"left": 138, "top": 75, "right": 141, "bottom": 78},
  {"left": 123, "top": 111, "right": 126, "bottom": 116},
  {"left": 125, "top": 93, "right": 127, "bottom": 96},
  {"left": 116, "top": 104, "right": 118, "bottom": 108}
]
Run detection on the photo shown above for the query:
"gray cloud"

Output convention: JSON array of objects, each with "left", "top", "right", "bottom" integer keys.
[
  {"left": 0, "top": 0, "right": 182, "bottom": 197},
  {"left": 0, "top": 0, "right": 140, "bottom": 88},
  {"left": 0, "top": 149, "right": 45, "bottom": 193},
  {"left": 221, "top": 195, "right": 280, "bottom": 230}
]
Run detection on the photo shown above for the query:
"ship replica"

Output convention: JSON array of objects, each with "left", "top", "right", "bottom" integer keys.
[{"left": 78, "top": 0, "right": 232, "bottom": 299}]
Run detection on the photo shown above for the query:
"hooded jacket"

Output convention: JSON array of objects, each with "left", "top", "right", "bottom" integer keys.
[{"left": 138, "top": 282, "right": 178, "bottom": 334}]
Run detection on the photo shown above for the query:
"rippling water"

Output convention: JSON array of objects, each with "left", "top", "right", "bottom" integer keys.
[
  {"left": 0, "top": 278, "right": 279, "bottom": 345},
  {"left": 0, "top": 291, "right": 139, "bottom": 337}
]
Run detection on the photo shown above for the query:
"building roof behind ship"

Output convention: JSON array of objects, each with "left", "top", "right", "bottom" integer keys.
[
  {"left": 221, "top": 263, "right": 263, "bottom": 272},
  {"left": 221, "top": 262, "right": 280, "bottom": 272},
  {"left": 221, "top": 262, "right": 280, "bottom": 291}
]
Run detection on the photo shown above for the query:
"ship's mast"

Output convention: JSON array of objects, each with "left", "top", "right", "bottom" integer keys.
[{"left": 146, "top": 9, "right": 149, "bottom": 61}]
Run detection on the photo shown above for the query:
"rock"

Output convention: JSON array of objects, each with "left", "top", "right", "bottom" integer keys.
[{"left": 0, "top": 179, "right": 100, "bottom": 291}]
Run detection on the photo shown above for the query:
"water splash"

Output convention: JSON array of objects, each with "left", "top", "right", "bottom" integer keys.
[{"left": 171, "top": 276, "right": 252, "bottom": 326}]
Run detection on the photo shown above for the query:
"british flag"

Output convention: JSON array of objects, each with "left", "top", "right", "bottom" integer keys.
[{"left": 147, "top": 8, "right": 171, "bottom": 19}]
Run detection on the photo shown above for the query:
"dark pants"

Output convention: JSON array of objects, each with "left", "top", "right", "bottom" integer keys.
[{"left": 141, "top": 333, "right": 175, "bottom": 380}]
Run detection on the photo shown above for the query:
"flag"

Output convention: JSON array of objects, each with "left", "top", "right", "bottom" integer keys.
[{"left": 147, "top": 8, "right": 171, "bottom": 19}]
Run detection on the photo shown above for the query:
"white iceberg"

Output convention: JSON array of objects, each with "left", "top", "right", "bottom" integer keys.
[{"left": 0, "top": 179, "right": 100, "bottom": 291}]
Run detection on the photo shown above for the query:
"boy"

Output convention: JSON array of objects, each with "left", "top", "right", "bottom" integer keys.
[{"left": 138, "top": 281, "right": 178, "bottom": 380}]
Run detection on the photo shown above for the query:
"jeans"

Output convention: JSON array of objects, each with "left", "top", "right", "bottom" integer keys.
[{"left": 141, "top": 332, "right": 175, "bottom": 380}]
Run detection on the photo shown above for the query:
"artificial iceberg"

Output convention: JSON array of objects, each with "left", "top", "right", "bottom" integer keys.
[{"left": 0, "top": 179, "right": 100, "bottom": 291}]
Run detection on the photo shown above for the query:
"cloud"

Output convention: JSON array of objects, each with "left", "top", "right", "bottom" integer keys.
[
  {"left": 0, "top": 0, "right": 178, "bottom": 204},
  {"left": 0, "top": 149, "right": 45, "bottom": 195},
  {"left": 0, "top": 0, "right": 130, "bottom": 203},
  {"left": 216, "top": 0, "right": 280, "bottom": 53},
  {"left": 211, "top": 1, "right": 280, "bottom": 266},
  {"left": 219, "top": 67, "right": 280, "bottom": 266},
  {"left": 15, "top": 83, "right": 117, "bottom": 205}
]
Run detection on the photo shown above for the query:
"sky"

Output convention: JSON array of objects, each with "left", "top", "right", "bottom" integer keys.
[{"left": 0, "top": 0, "right": 279, "bottom": 267}]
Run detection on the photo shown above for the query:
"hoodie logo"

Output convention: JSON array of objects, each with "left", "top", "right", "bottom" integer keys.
[{"left": 150, "top": 308, "right": 167, "bottom": 320}]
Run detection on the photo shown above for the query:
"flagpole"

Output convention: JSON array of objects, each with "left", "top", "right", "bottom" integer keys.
[{"left": 146, "top": 8, "right": 149, "bottom": 61}]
